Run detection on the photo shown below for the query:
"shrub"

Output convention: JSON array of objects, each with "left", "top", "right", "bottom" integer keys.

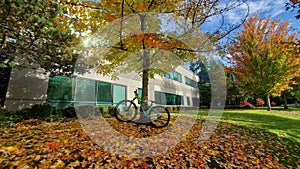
[
  {"left": 225, "top": 105, "right": 253, "bottom": 109},
  {"left": 75, "top": 105, "right": 95, "bottom": 119},
  {"left": 14, "top": 102, "right": 56, "bottom": 121},
  {"left": 97, "top": 106, "right": 111, "bottom": 117},
  {"left": 98, "top": 106, "right": 104, "bottom": 113},
  {"left": 271, "top": 101, "right": 277, "bottom": 106},
  {"left": 165, "top": 106, "right": 173, "bottom": 112},
  {"left": 0, "top": 108, "right": 14, "bottom": 125},
  {"left": 256, "top": 98, "right": 265, "bottom": 107},
  {"left": 225, "top": 105, "right": 242, "bottom": 109},
  {"left": 62, "top": 106, "right": 77, "bottom": 118},
  {"left": 240, "top": 101, "right": 254, "bottom": 107},
  {"left": 108, "top": 106, "right": 116, "bottom": 116},
  {"left": 172, "top": 107, "right": 178, "bottom": 112}
]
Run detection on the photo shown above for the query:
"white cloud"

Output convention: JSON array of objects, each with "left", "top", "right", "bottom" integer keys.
[
  {"left": 219, "top": 0, "right": 287, "bottom": 24},
  {"left": 201, "top": 0, "right": 299, "bottom": 34}
]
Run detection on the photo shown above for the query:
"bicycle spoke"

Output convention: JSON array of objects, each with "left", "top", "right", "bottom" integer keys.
[
  {"left": 115, "top": 100, "right": 137, "bottom": 122},
  {"left": 149, "top": 106, "right": 170, "bottom": 128}
]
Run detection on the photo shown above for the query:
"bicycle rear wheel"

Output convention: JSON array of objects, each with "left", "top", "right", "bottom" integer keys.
[
  {"left": 115, "top": 100, "right": 138, "bottom": 122},
  {"left": 149, "top": 106, "right": 170, "bottom": 128}
]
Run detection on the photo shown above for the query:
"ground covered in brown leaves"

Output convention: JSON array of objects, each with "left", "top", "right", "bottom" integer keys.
[{"left": 0, "top": 116, "right": 299, "bottom": 168}]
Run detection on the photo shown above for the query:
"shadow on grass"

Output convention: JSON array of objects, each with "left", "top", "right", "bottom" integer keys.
[
  {"left": 197, "top": 110, "right": 300, "bottom": 167},
  {"left": 222, "top": 112, "right": 300, "bottom": 142},
  {"left": 255, "top": 106, "right": 300, "bottom": 111}
]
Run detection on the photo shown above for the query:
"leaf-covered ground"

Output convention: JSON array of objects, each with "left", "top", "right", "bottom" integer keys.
[{"left": 0, "top": 115, "right": 299, "bottom": 168}]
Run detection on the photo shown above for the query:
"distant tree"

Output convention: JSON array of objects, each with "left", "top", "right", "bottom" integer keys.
[
  {"left": 190, "top": 61, "right": 211, "bottom": 108},
  {"left": 190, "top": 59, "right": 227, "bottom": 108},
  {"left": 290, "top": 77, "right": 300, "bottom": 101},
  {"left": 227, "top": 15, "right": 300, "bottom": 111},
  {"left": 226, "top": 73, "right": 242, "bottom": 105},
  {"left": 256, "top": 98, "right": 265, "bottom": 107},
  {"left": 282, "top": 76, "right": 300, "bottom": 109}
]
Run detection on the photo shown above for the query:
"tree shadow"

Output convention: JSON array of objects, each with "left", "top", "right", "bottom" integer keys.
[
  {"left": 5, "top": 68, "right": 49, "bottom": 111},
  {"left": 222, "top": 112, "right": 300, "bottom": 142}
]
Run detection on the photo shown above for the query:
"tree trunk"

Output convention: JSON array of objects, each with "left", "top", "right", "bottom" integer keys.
[
  {"left": 140, "top": 13, "right": 149, "bottom": 103},
  {"left": 0, "top": 67, "right": 12, "bottom": 107},
  {"left": 266, "top": 94, "right": 271, "bottom": 111},
  {"left": 137, "top": 14, "right": 151, "bottom": 124},
  {"left": 0, "top": 42, "right": 13, "bottom": 107},
  {"left": 283, "top": 94, "right": 288, "bottom": 110},
  {"left": 142, "top": 57, "right": 149, "bottom": 102}
]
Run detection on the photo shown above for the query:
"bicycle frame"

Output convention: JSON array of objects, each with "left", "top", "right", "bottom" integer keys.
[
  {"left": 133, "top": 90, "right": 154, "bottom": 117},
  {"left": 115, "top": 89, "right": 170, "bottom": 128}
]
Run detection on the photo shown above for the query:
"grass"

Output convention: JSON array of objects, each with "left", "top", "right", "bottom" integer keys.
[
  {"left": 198, "top": 107, "right": 300, "bottom": 142},
  {"left": 256, "top": 106, "right": 300, "bottom": 111}
]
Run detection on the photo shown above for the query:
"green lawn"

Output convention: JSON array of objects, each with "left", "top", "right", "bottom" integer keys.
[{"left": 198, "top": 108, "right": 300, "bottom": 142}]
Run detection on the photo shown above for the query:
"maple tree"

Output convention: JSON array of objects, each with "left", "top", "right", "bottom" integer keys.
[
  {"left": 290, "top": 77, "right": 300, "bottom": 101},
  {"left": 256, "top": 98, "right": 265, "bottom": 107},
  {"left": 282, "top": 76, "right": 300, "bottom": 109},
  {"left": 227, "top": 15, "right": 300, "bottom": 111},
  {"left": 57, "top": 0, "right": 248, "bottom": 107}
]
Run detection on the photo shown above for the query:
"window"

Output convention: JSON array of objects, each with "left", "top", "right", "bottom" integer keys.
[
  {"left": 47, "top": 76, "right": 73, "bottom": 101},
  {"left": 173, "top": 71, "right": 182, "bottom": 82},
  {"left": 47, "top": 76, "right": 127, "bottom": 107},
  {"left": 187, "top": 97, "right": 190, "bottom": 106},
  {"left": 75, "top": 78, "right": 96, "bottom": 102},
  {"left": 176, "top": 95, "right": 183, "bottom": 105},
  {"left": 164, "top": 73, "right": 170, "bottom": 78},
  {"left": 163, "top": 71, "right": 182, "bottom": 83},
  {"left": 185, "top": 76, "right": 198, "bottom": 88},
  {"left": 192, "top": 97, "right": 200, "bottom": 107},
  {"left": 97, "top": 81, "right": 112, "bottom": 105},
  {"left": 113, "top": 85, "right": 126, "bottom": 104},
  {"left": 185, "top": 77, "right": 190, "bottom": 85},
  {"left": 47, "top": 76, "right": 74, "bottom": 108},
  {"left": 155, "top": 91, "right": 183, "bottom": 105}
]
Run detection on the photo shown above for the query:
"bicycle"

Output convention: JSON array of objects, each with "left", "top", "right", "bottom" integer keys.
[{"left": 114, "top": 89, "right": 170, "bottom": 128}]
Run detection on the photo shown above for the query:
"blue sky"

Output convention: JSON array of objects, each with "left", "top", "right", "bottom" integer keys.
[
  {"left": 201, "top": 0, "right": 299, "bottom": 37},
  {"left": 196, "top": 0, "right": 300, "bottom": 66}
]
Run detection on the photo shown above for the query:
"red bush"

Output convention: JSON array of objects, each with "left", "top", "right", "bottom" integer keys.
[{"left": 240, "top": 101, "right": 254, "bottom": 107}]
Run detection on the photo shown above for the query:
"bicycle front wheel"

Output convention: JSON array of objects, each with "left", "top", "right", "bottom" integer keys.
[
  {"left": 149, "top": 106, "right": 170, "bottom": 128},
  {"left": 115, "top": 100, "right": 138, "bottom": 122}
]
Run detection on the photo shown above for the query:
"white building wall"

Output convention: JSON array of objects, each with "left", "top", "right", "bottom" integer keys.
[
  {"left": 75, "top": 65, "right": 199, "bottom": 106},
  {"left": 5, "top": 65, "right": 199, "bottom": 110},
  {"left": 5, "top": 68, "right": 49, "bottom": 111}
]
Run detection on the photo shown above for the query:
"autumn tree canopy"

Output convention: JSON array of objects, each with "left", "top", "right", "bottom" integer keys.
[
  {"left": 227, "top": 15, "right": 300, "bottom": 111},
  {"left": 57, "top": 0, "right": 248, "bottom": 105}
]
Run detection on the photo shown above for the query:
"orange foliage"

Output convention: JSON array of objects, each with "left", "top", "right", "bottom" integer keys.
[{"left": 256, "top": 98, "right": 265, "bottom": 107}]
